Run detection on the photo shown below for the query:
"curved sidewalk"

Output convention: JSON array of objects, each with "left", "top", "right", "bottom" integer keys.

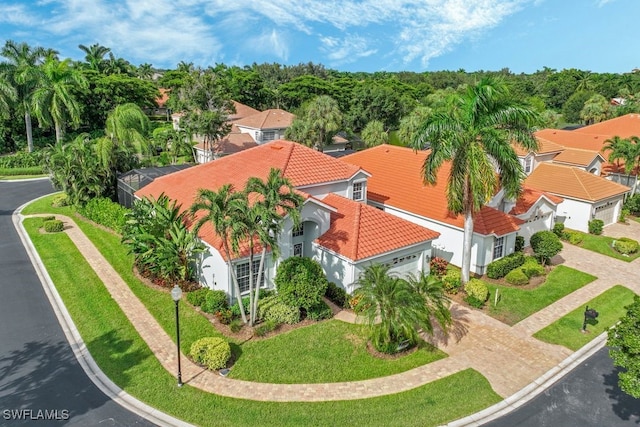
[{"left": 19, "top": 213, "right": 640, "bottom": 404}]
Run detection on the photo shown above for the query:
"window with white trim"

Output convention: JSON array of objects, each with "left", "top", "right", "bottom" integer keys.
[
  {"left": 493, "top": 236, "right": 504, "bottom": 260},
  {"left": 352, "top": 182, "right": 364, "bottom": 201},
  {"left": 524, "top": 157, "right": 533, "bottom": 174},
  {"left": 262, "top": 130, "right": 276, "bottom": 142},
  {"left": 235, "top": 260, "right": 264, "bottom": 294},
  {"left": 292, "top": 224, "right": 304, "bottom": 237}
]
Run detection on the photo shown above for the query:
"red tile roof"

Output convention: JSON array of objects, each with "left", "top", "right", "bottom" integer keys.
[
  {"left": 230, "top": 101, "right": 260, "bottom": 122},
  {"left": 234, "top": 109, "right": 295, "bottom": 130},
  {"left": 552, "top": 148, "right": 603, "bottom": 167},
  {"left": 156, "top": 88, "right": 170, "bottom": 107},
  {"left": 573, "top": 113, "right": 640, "bottom": 138},
  {"left": 316, "top": 194, "right": 439, "bottom": 261},
  {"left": 509, "top": 187, "right": 564, "bottom": 215},
  {"left": 513, "top": 138, "right": 564, "bottom": 157},
  {"left": 342, "top": 145, "right": 523, "bottom": 236},
  {"left": 194, "top": 131, "right": 257, "bottom": 156}
]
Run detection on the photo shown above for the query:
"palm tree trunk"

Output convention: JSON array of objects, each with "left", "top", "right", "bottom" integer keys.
[
  {"left": 461, "top": 209, "right": 473, "bottom": 284},
  {"left": 55, "top": 121, "right": 63, "bottom": 145},
  {"left": 252, "top": 247, "right": 268, "bottom": 325},
  {"left": 224, "top": 245, "right": 247, "bottom": 324},
  {"left": 248, "top": 247, "right": 255, "bottom": 326},
  {"left": 25, "top": 111, "right": 34, "bottom": 152}
]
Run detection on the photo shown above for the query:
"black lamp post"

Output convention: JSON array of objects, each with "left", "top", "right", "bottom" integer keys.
[
  {"left": 582, "top": 305, "right": 599, "bottom": 332},
  {"left": 171, "top": 285, "right": 183, "bottom": 387}
]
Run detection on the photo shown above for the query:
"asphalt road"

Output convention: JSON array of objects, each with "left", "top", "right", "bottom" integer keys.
[{"left": 0, "top": 180, "right": 157, "bottom": 427}]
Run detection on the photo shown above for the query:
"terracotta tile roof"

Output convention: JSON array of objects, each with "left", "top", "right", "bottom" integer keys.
[
  {"left": 535, "top": 129, "right": 608, "bottom": 152},
  {"left": 230, "top": 101, "right": 260, "bottom": 121},
  {"left": 156, "top": 88, "right": 170, "bottom": 107},
  {"left": 525, "top": 163, "right": 630, "bottom": 202},
  {"left": 234, "top": 109, "right": 295, "bottom": 130},
  {"left": 573, "top": 113, "right": 640, "bottom": 138},
  {"left": 342, "top": 145, "right": 522, "bottom": 236},
  {"left": 194, "top": 131, "right": 257, "bottom": 155},
  {"left": 551, "top": 148, "right": 603, "bottom": 167},
  {"left": 509, "top": 187, "right": 563, "bottom": 215},
  {"left": 513, "top": 138, "right": 564, "bottom": 157},
  {"left": 316, "top": 194, "right": 439, "bottom": 261}
]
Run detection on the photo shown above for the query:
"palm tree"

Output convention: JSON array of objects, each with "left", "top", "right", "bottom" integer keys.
[
  {"left": 136, "top": 63, "right": 154, "bottom": 80},
  {"left": 580, "top": 94, "right": 610, "bottom": 125},
  {"left": 605, "top": 136, "right": 640, "bottom": 192},
  {"left": 0, "top": 40, "right": 49, "bottom": 152},
  {"left": 96, "top": 103, "right": 151, "bottom": 170},
  {"left": 245, "top": 168, "right": 303, "bottom": 325},
  {"left": 412, "top": 77, "right": 539, "bottom": 284},
  {"left": 361, "top": 120, "right": 389, "bottom": 147},
  {"left": 353, "top": 264, "right": 450, "bottom": 353},
  {"left": 0, "top": 72, "right": 16, "bottom": 117},
  {"left": 32, "top": 55, "right": 88, "bottom": 144},
  {"left": 78, "top": 43, "right": 111, "bottom": 72},
  {"left": 190, "top": 185, "right": 249, "bottom": 324},
  {"left": 305, "top": 95, "right": 343, "bottom": 151},
  {"left": 398, "top": 106, "right": 432, "bottom": 146}
]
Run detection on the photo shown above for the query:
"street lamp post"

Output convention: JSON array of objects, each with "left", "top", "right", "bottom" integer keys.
[{"left": 171, "top": 285, "right": 183, "bottom": 387}]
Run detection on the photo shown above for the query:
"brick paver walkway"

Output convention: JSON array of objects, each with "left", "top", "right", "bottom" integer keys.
[{"left": 26, "top": 214, "right": 640, "bottom": 402}]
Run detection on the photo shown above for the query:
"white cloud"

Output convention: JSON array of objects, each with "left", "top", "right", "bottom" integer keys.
[
  {"left": 320, "top": 34, "right": 377, "bottom": 65},
  {"left": 0, "top": 4, "right": 38, "bottom": 26},
  {"left": 246, "top": 29, "right": 290, "bottom": 61}
]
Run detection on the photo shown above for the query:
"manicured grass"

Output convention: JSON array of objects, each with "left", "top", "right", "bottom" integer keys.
[
  {"left": 533, "top": 285, "right": 637, "bottom": 351},
  {"left": 24, "top": 216, "right": 502, "bottom": 426},
  {"left": 0, "top": 174, "right": 47, "bottom": 180},
  {"left": 230, "top": 320, "right": 446, "bottom": 383},
  {"left": 485, "top": 266, "right": 597, "bottom": 326},
  {"left": 566, "top": 229, "right": 640, "bottom": 262}
]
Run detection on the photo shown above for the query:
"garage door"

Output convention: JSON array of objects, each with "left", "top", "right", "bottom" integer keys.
[{"left": 594, "top": 201, "right": 616, "bottom": 225}]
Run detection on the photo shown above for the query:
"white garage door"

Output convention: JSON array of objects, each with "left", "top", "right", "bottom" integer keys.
[{"left": 594, "top": 201, "right": 616, "bottom": 225}]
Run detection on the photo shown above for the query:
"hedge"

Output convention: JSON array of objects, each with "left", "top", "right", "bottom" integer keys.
[
  {"left": 486, "top": 252, "right": 525, "bottom": 279},
  {"left": 0, "top": 166, "right": 45, "bottom": 176},
  {"left": 613, "top": 238, "right": 639, "bottom": 255},
  {"left": 43, "top": 219, "right": 64, "bottom": 232},
  {"left": 505, "top": 268, "right": 529, "bottom": 286},
  {"left": 189, "top": 337, "right": 231, "bottom": 370}
]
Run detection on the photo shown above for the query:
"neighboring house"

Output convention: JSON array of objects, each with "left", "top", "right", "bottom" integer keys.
[
  {"left": 500, "top": 187, "right": 563, "bottom": 245},
  {"left": 135, "top": 140, "right": 440, "bottom": 298},
  {"left": 192, "top": 124, "right": 257, "bottom": 163},
  {"left": 550, "top": 148, "right": 605, "bottom": 175},
  {"left": 514, "top": 137, "right": 564, "bottom": 175},
  {"left": 525, "top": 163, "right": 630, "bottom": 232},
  {"left": 234, "top": 109, "right": 295, "bottom": 144},
  {"left": 342, "top": 144, "right": 523, "bottom": 276}
]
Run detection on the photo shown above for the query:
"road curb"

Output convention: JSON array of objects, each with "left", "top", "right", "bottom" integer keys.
[{"left": 13, "top": 196, "right": 195, "bottom": 427}]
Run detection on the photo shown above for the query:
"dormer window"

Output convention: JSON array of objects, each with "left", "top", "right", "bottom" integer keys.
[
  {"left": 524, "top": 157, "right": 533, "bottom": 174},
  {"left": 292, "top": 224, "right": 304, "bottom": 237},
  {"left": 353, "top": 182, "right": 364, "bottom": 201}
]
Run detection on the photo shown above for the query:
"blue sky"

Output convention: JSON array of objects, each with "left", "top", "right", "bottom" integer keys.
[{"left": 0, "top": 0, "right": 638, "bottom": 73}]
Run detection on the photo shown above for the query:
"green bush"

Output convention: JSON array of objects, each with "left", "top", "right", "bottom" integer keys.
[
  {"left": 505, "top": 268, "right": 529, "bottom": 286},
  {"left": 258, "top": 295, "right": 300, "bottom": 324},
  {"left": 521, "top": 257, "right": 545, "bottom": 278},
  {"left": 229, "top": 319, "right": 243, "bottom": 333},
  {"left": 214, "top": 309, "right": 233, "bottom": 325},
  {"left": 613, "top": 237, "right": 639, "bottom": 255},
  {"left": 274, "top": 257, "right": 328, "bottom": 310},
  {"left": 0, "top": 151, "right": 43, "bottom": 168},
  {"left": 442, "top": 269, "right": 462, "bottom": 294},
  {"left": 464, "top": 295, "right": 486, "bottom": 309},
  {"left": 623, "top": 194, "right": 640, "bottom": 216},
  {"left": 202, "top": 290, "right": 228, "bottom": 314},
  {"left": 51, "top": 193, "right": 70, "bottom": 207},
  {"left": 78, "top": 197, "right": 128, "bottom": 233},
  {"left": 324, "top": 282, "right": 348, "bottom": 308},
  {"left": 43, "top": 215, "right": 56, "bottom": 222},
  {"left": 0, "top": 166, "right": 44, "bottom": 176},
  {"left": 230, "top": 296, "right": 251, "bottom": 317},
  {"left": 588, "top": 219, "right": 604, "bottom": 235},
  {"left": 552, "top": 222, "right": 565, "bottom": 238},
  {"left": 254, "top": 320, "right": 278, "bottom": 337},
  {"left": 43, "top": 219, "right": 64, "bottom": 232},
  {"left": 464, "top": 279, "right": 489, "bottom": 305},
  {"left": 429, "top": 257, "right": 449, "bottom": 277},
  {"left": 186, "top": 288, "right": 209, "bottom": 307},
  {"left": 486, "top": 252, "right": 525, "bottom": 279},
  {"left": 530, "top": 231, "right": 563, "bottom": 265},
  {"left": 619, "top": 208, "right": 630, "bottom": 223},
  {"left": 564, "top": 230, "right": 584, "bottom": 245},
  {"left": 515, "top": 236, "right": 525, "bottom": 252},
  {"left": 189, "top": 337, "right": 231, "bottom": 370},
  {"left": 306, "top": 301, "right": 333, "bottom": 321}
]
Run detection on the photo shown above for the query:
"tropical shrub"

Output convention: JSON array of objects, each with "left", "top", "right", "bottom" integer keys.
[
  {"left": 607, "top": 295, "right": 640, "bottom": 398},
  {"left": 552, "top": 222, "right": 565, "bottom": 238},
  {"left": 486, "top": 252, "right": 525, "bottom": 279},
  {"left": 274, "top": 257, "right": 328, "bottom": 310},
  {"left": 588, "top": 219, "right": 604, "bottom": 235},
  {"left": 78, "top": 197, "right": 128, "bottom": 233},
  {"left": 230, "top": 296, "right": 251, "bottom": 318},
  {"left": 530, "top": 231, "right": 563, "bottom": 265},
  {"left": 324, "top": 282, "right": 348, "bottom": 308},
  {"left": 619, "top": 208, "right": 630, "bottom": 223},
  {"left": 214, "top": 309, "right": 233, "bottom": 325},
  {"left": 515, "top": 235, "right": 525, "bottom": 252},
  {"left": 564, "top": 230, "right": 584, "bottom": 245},
  {"left": 464, "top": 279, "right": 489, "bottom": 308},
  {"left": 505, "top": 268, "right": 529, "bottom": 286},
  {"left": 43, "top": 219, "right": 64, "bottom": 233},
  {"left": 613, "top": 238, "right": 639, "bottom": 255},
  {"left": 306, "top": 300, "right": 333, "bottom": 321},
  {"left": 202, "top": 290, "right": 228, "bottom": 314},
  {"left": 521, "top": 257, "right": 545, "bottom": 278},
  {"left": 189, "top": 337, "right": 231, "bottom": 370},
  {"left": 0, "top": 151, "right": 44, "bottom": 168},
  {"left": 623, "top": 194, "right": 640, "bottom": 215},
  {"left": 186, "top": 288, "right": 209, "bottom": 307},
  {"left": 442, "top": 269, "right": 462, "bottom": 294},
  {"left": 51, "top": 193, "right": 70, "bottom": 207},
  {"left": 429, "top": 257, "right": 449, "bottom": 278}
]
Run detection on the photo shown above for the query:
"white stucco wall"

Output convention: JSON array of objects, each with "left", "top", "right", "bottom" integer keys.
[
  {"left": 515, "top": 199, "right": 557, "bottom": 245},
  {"left": 555, "top": 198, "right": 593, "bottom": 232},
  {"left": 198, "top": 243, "right": 230, "bottom": 292}
]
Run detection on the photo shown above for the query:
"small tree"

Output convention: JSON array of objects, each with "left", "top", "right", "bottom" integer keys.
[
  {"left": 275, "top": 257, "right": 328, "bottom": 311},
  {"left": 607, "top": 295, "right": 640, "bottom": 398},
  {"left": 530, "top": 230, "right": 563, "bottom": 266}
]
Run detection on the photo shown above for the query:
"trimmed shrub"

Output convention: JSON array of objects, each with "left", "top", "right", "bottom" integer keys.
[
  {"left": 515, "top": 236, "right": 525, "bottom": 252},
  {"left": 78, "top": 197, "right": 128, "bottom": 233},
  {"left": 186, "top": 288, "right": 209, "bottom": 307},
  {"left": 214, "top": 309, "right": 233, "bottom": 325},
  {"left": 464, "top": 279, "right": 489, "bottom": 304},
  {"left": 254, "top": 320, "right": 278, "bottom": 337},
  {"left": 189, "top": 337, "right": 231, "bottom": 370},
  {"left": 564, "top": 230, "right": 584, "bottom": 245},
  {"left": 588, "top": 219, "right": 604, "bottom": 235},
  {"left": 306, "top": 300, "right": 333, "bottom": 321},
  {"left": 613, "top": 237, "right": 639, "bottom": 255},
  {"left": 505, "top": 268, "right": 529, "bottom": 286},
  {"left": 442, "top": 269, "right": 462, "bottom": 294},
  {"left": 619, "top": 208, "right": 630, "bottom": 223},
  {"left": 429, "top": 257, "right": 449, "bottom": 278},
  {"left": 0, "top": 151, "right": 43, "bottom": 168},
  {"left": 521, "top": 257, "right": 545, "bottom": 278},
  {"left": 202, "top": 290, "right": 228, "bottom": 314},
  {"left": 486, "top": 252, "right": 525, "bottom": 279},
  {"left": 324, "top": 282, "right": 348, "bottom": 308},
  {"left": 552, "top": 222, "right": 565, "bottom": 238},
  {"left": 43, "top": 219, "right": 64, "bottom": 232},
  {"left": 0, "top": 166, "right": 44, "bottom": 176},
  {"left": 258, "top": 295, "right": 300, "bottom": 324},
  {"left": 274, "top": 257, "right": 328, "bottom": 310},
  {"left": 530, "top": 231, "right": 563, "bottom": 265},
  {"left": 51, "top": 193, "right": 70, "bottom": 207}
]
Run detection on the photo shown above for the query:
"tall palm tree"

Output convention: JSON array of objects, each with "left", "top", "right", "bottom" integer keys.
[
  {"left": 190, "top": 185, "right": 249, "bottom": 324},
  {"left": 605, "top": 136, "right": 640, "bottom": 192},
  {"left": 78, "top": 43, "right": 111, "bottom": 72},
  {"left": 580, "top": 94, "right": 610, "bottom": 125},
  {"left": 96, "top": 103, "right": 151, "bottom": 171},
  {"left": 32, "top": 55, "right": 88, "bottom": 144},
  {"left": 0, "top": 40, "right": 49, "bottom": 152},
  {"left": 0, "top": 72, "right": 16, "bottom": 117},
  {"left": 412, "top": 77, "right": 539, "bottom": 283},
  {"left": 306, "top": 95, "right": 343, "bottom": 150},
  {"left": 245, "top": 168, "right": 303, "bottom": 325},
  {"left": 361, "top": 120, "right": 389, "bottom": 147},
  {"left": 136, "top": 63, "right": 154, "bottom": 80}
]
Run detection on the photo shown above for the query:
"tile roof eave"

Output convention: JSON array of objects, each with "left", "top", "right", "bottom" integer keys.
[{"left": 352, "top": 239, "right": 435, "bottom": 264}]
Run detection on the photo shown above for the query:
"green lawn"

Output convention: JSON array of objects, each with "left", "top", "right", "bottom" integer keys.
[
  {"left": 230, "top": 320, "right": 446, "bottom": 383},
  {"left": 485, "top": 266, "right": 597, "bottom": 325},
  {"left": 23, "top": 213, "right": 502, "bottom": 427},
  {"left": 566, "top": 230, "right": 640, "bottom": 262},
  {"left": 533, "top": 285, "right": 637, "bottom": 351}
]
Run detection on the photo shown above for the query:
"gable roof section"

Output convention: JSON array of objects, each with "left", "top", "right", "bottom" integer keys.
[
  {"left": 342, "top": 144, "right": 522, "bottom": 236},
  {"left": 509, "top": 187, "right": 563, "bottom": 215},
  {"left": 194, "top": 130, "right": 257, "bottom": 156},
  {"left": 525, "top": 163, "right": 629, "bottom": 202},
  {"left": 573, "top": 113, "right": 640, "bottom": 138},
  {"left": 513, "top": 138, "right": 564, "bottom": 157},
  {"left": 230, "top": 101, "right": 261, "bottom": 121},
  {"left": 552, "top": 148, "right": 604, "bottom": 167},
  {"left": 535, "top": 129, "right": 609, "bottom": 152},
  {"left": 316, "top": 194, "right": 439, "bottom": 261},
  {"left": 234, "top": 109, "right": 295, "bottom": 130}
]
